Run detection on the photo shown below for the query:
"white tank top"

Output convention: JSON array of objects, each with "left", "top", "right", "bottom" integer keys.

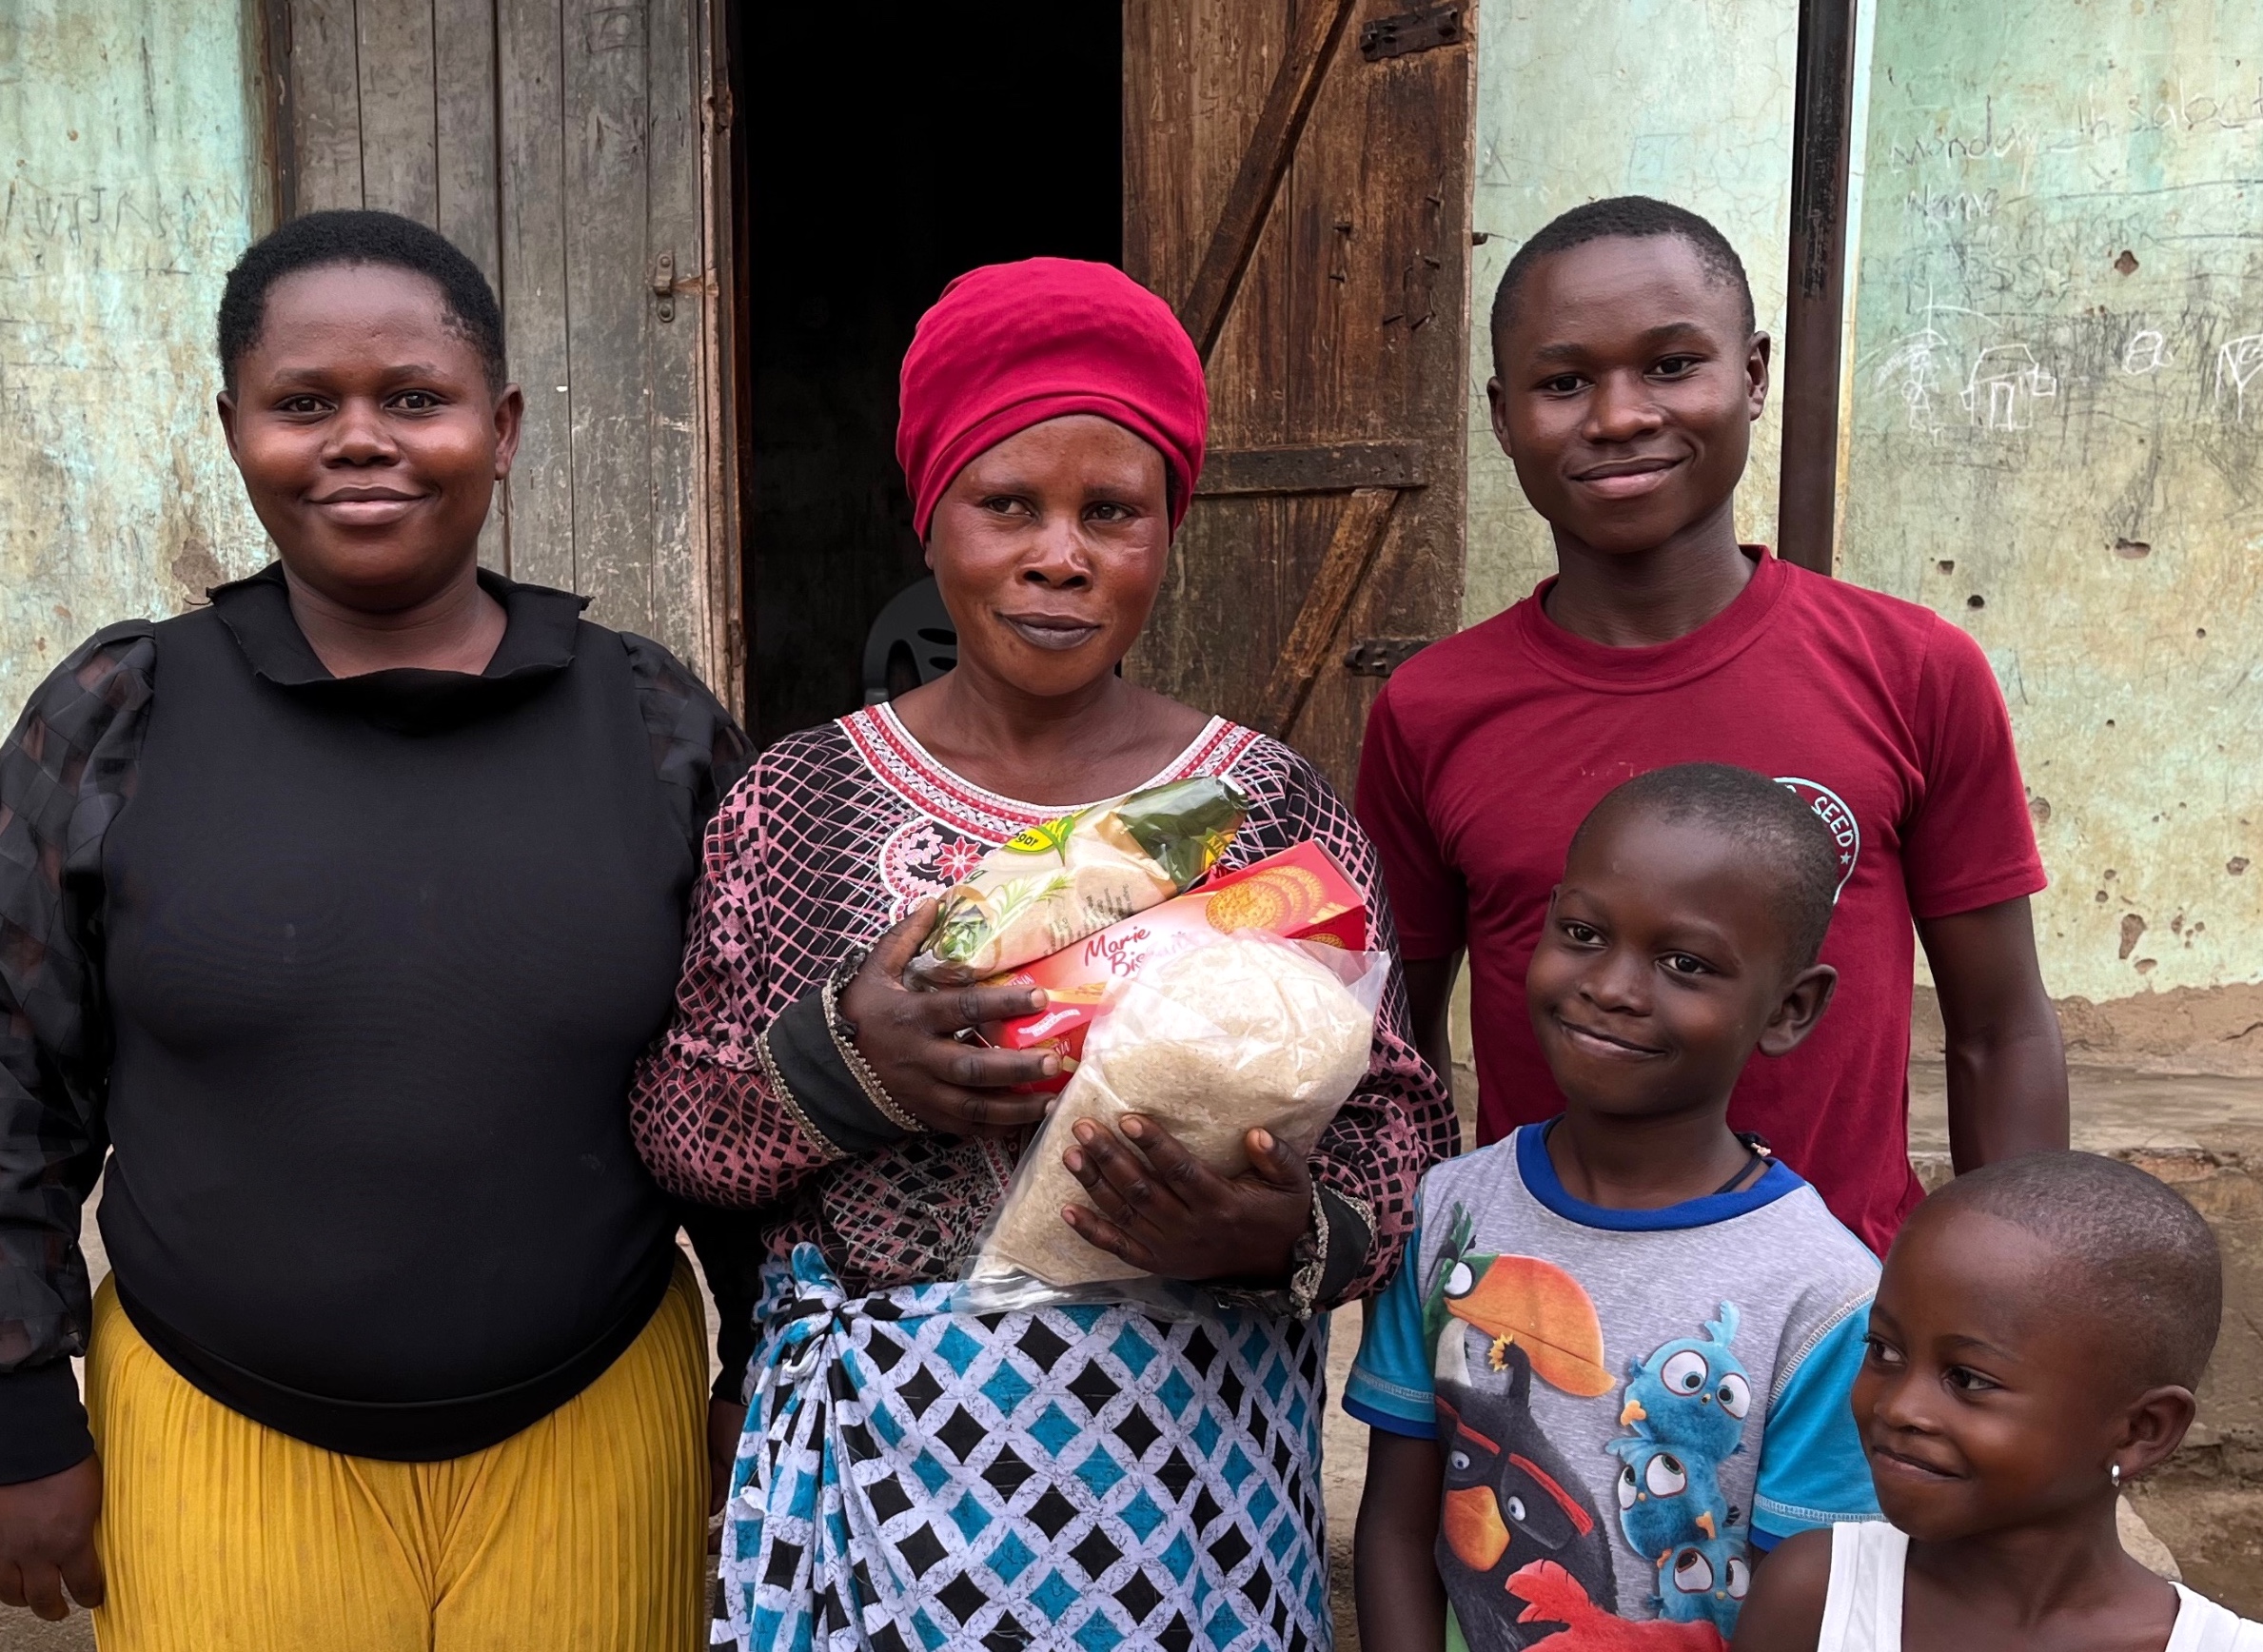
[{"left": 1819, "top": 1522, "right": 2263, "bottom": 1651}]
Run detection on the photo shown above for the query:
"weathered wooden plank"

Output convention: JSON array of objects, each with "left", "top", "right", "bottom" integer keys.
[
  {"left": 1258, "top": 486, "right": 1399, "bottom": 738},
  {"left": 432, "top": 0, "right": 505, "bottom": 569},
  {"left": 355, "top": 0, "right": 440, "bottom": 224},
  {"left": 1197, "top": 442, "right": 1428, "bottom": 496},
  {"left": 644, "top": 0, "right": 712, "bottom": 678},
  {"left": 258, "top": 0, "right": 299, "bottom": 222},
  {"left": 697, "top": 0, "right": 742, "bottom": 714},
  {"left": 285, "top": 0, "right": 364, "bottom": 210},
  {"left": 1289, "top": 2, "right": 1475, "bottom": 786},
  {"left": 497, "top": 0, "right": 575, "bottom": 586},
  {"left": 1128, "top": 1, "right": 1298, "bottom": 736},
  {"left": 1119, "top": 1, "right": 1193, "bottom": 303},
  {"left": 561, "top": 0, "right": 655, "bottom": 634},
  {"left": 435, "top": 0, "right": 502, "bottom": 288},
  {"left": 1126, "top": 0, "right": 1475, "bottom": 793},
  {"left": 1174, "top": 0, "right": 1361, "bottom": 360},
  {"left": 1201, "top": 0, "right": 1299, "bottom": 454}
]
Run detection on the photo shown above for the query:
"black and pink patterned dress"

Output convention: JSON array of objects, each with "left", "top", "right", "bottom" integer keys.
[{"left": 631, "top": 704, "right": 1454, "bottom": 1652}]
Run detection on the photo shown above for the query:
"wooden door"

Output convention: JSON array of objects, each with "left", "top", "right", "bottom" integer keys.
[
  {"left": 263, "top": 0, "right": 741, "bottom": 708},
  {"left": 1124, "top": 0, "right": 1475, "bottom": 795}
]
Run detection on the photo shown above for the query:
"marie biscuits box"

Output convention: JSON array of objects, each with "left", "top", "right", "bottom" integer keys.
[{"left": 984, "top": 840, "right": 1368, "bottom": 1092}]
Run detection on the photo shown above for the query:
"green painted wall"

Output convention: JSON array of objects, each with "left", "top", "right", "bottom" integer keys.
[
  {"left": 1840, "top": 0, "right": 2262, "bottom": 1005},
  {"left": 0, "top": 1, "right": 269, "bottom": 720},
  {"left": 1463, "top": 0, "right": 2260, "bottom": 1014},
  {"left": 1462, "top": 0, "right": 1801, "bottom": 626}
]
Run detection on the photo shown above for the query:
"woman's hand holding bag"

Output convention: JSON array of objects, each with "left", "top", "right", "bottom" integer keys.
[
  {"left": 1058, "top": 1116, "right": 1313, "bottom": 1285},
  {"left": 837, "top": 901, "right": 1058, "bottom": 1136}
]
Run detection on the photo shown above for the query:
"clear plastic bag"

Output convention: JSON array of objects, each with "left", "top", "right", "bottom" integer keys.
[
  {"left": 906, "top": 777, "right": 1249, "bottom": 987},
  {"left": 955, "top": 931, "right": 1389, "bottom": 1316}
]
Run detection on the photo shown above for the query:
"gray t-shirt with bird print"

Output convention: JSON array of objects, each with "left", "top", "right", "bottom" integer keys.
[{"left": 1346, "top": 1124, "right": 1879, "bottom": 1651}]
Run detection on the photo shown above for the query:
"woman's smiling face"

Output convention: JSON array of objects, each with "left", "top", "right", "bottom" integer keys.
[
  {"left": 925, "top": 414, "right": 1172, "bottom": 701},
  {"left": 220, "top": 262, "right": 521, "bottom": 613}
]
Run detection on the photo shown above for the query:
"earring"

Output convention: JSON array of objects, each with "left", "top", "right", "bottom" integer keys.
[{"left": 2111, "top": 1463, "right": 2123, "bottom": 1488}]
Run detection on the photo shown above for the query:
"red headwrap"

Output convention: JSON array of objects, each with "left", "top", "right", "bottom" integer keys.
[{"left": 896, "top": 258, "right": 1209, "bottom": 539}]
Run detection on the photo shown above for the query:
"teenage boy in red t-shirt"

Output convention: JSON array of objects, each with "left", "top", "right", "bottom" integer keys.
[{"left": 1356, "top": 196, "right": 2068, "bottom": 1253}]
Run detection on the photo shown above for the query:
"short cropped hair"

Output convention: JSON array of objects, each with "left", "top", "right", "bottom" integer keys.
[
  {"left": 1489, "top": 196, "right": 1756, "bottom": 361},
  {"left": 1922, "top": 1151, "right": 2223, "bottom": 1391},
  {"left": 1572, "top": 762, "right": 1841, "bottom": 970},
  {"left": 217, "top": 209, "right": 506, "bottom": 393}
]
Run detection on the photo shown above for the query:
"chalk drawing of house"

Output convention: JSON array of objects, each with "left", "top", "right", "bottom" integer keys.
[{"left": 1961, "top": 344, "right": 2058, "bottom": 431}]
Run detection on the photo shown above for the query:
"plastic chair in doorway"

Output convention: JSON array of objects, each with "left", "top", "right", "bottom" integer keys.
[{"left": 862, "top": 576, "right": 957, "bottom": 704}]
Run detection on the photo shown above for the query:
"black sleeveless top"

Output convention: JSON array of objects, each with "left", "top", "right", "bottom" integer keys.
[{"left": 0, "top": 566, "right": 749, "bottom": 1472}]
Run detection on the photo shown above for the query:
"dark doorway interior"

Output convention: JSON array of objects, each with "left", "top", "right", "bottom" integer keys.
[{"left": 736, "top": 4, "right": 1124, "bottom": 744}]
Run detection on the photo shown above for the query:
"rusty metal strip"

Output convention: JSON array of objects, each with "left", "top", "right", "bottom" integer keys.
[
  {"left": 1259, "top": 486, "right": 1402, "bottom": 738},
  {"left": 1197, "top": 442, "right": 1429, "bottom": 497},
  {"left": 1175, "top": 0, "right": 1363, "bottom": 363},
  {"left": 1342, "top": 636, "right": 1436, "bottom": 678},
  {"left": 1360, "top": 3, "right": 1465, "bottom": 61}
]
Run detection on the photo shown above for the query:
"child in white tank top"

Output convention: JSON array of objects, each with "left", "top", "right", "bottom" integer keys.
[
  {"left": 1732, "top": 1152, "right": 2262, "bottom": 1652},
  {"left": 1809, "top": 1522, "right": 2260, "bottom": 1651}
]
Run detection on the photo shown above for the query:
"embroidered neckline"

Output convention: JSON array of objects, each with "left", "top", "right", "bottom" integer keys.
[{"left": 838, "top": 702, "right": 1256, "bottom": 842}]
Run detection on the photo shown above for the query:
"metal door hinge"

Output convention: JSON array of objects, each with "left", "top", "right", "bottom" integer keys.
[
  {"left": 652, "top": 250, "right": 677, "bottom": 322},
  {"left": 1361, "top": 4, "right": 1463, "bottom": 60},
  {"left": 1344, "top": 637, "right": 1438, "bottom": 678}
]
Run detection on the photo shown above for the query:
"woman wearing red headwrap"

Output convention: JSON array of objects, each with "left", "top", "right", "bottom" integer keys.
[{"left": 632, "top": 259, "right": 1453, "bottom": 1651}]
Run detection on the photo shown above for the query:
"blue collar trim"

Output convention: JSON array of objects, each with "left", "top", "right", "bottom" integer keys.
[{"left": 1516, "top": 1120, "right": 1807, "bottom": 1231}]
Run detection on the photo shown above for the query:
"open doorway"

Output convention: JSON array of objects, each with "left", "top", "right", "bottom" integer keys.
[{"left": 734, "top": 3, "right": 1124, "bottom": 744}]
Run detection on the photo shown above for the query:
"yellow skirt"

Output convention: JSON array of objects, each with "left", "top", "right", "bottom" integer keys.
[{"left": 87, "top": 1259, "right": 708, "bottom": 1652}]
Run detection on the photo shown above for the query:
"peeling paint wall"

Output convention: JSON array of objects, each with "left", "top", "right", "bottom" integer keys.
[
  {"left": 1840, "top": 0, "right": 2263, "bottom": 1006},
  {"left": 1462, "top": 0, "right": 1801, "bottom": 625},
  {"left": 0, "top": 1, "right": 269, "bottom": 721}
]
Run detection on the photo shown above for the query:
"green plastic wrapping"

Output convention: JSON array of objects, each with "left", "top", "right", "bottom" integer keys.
[{"left": 908, "top": 776, "right": 1250, "bottom": 986}]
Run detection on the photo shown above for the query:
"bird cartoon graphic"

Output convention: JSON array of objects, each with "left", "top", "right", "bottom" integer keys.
[
  {"left": 1613, "top": 1304, "right": 1752, "bottom": 1465},
  {"left": 1434, "top": 1346, "right": 1618, "bottom": 1652},
  {"left": 1502, "top": 1561, "right": 1727, "bottom": 1650},
  {"left": 1604, "top": 1435, "right": 1727, "bottom": 1567},
  {"left": 1421, "top": 1210, "right": 1617, "bottom": 1651},
  {"left": 1652, "top": 1534, "right": 1752, "bottom": 1635},
  {"left": 1423, "top": 1209, "right": 1615, "bottom": 1400}
]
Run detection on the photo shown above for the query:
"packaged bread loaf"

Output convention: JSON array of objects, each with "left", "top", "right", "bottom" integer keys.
[
  {"left": 907, "top": 777, "right": 1249, "bottom": 987},
  {"left": 961, "top": 932, "right": 1388, "bottom": 1309}
]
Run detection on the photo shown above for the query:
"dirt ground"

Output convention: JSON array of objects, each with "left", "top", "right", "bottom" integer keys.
[
  {"left": 10, "top": 1058, "right": 2263, "bottom": 1649},
  {"left": 2129, "top": 1483, "right": 2263, "bottom": 1616}
]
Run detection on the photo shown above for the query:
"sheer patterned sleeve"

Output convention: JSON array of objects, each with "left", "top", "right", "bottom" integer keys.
[
  {"left": 1225, "top": 736, "right": 1459, "bottom": 1308},
  {"left": 630, "top": 757, "right": 868, "bottom": 1209},
  {"left": 0, "top": 622, "right": 155, "bottom": 1483}
]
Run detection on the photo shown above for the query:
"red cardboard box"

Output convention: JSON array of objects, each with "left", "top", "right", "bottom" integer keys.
[{"left": 985, "top": 841, "right": 1369, "bottom": 1092}]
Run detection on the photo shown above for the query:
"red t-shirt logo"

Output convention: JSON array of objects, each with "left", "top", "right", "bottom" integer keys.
[{"left": 1773, "top": 777, "right": 1861, "bottom": 898}]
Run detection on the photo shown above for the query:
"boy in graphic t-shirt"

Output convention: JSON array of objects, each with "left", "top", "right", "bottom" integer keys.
[
  {"left": 1355, "top": 196, "right": 2066, "bottom": 1254},
  {"left": 1348, "top": 766, "right": 1881, "bottom": 1652}
]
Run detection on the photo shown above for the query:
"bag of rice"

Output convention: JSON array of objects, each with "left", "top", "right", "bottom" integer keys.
[
  {"left": 959, "top": 931, "right": 1388, "bottom": 1312},
  {"left": 907, "top": 777, "right": 1249, "bottom": 986}
]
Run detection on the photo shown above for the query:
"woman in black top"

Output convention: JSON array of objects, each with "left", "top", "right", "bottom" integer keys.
[{"left": 0, "top": 211, "right": 747, "bottom": 1649}]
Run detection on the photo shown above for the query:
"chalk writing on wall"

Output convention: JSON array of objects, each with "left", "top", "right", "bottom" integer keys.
[{"left": 1840, "top": 2, "right": 2262, "bottom": 1003}]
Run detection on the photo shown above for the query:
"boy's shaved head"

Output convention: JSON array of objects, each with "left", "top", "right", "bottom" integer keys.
[
  {"left": 1920, "top": 1151, "right": 2223, "bottom": 1391},
  {"left": 1491, "top": 196, "right": 1756, "bottom": 362},
  {"left": 1574, "top": 764, "right": 1840, "bottom": 970}
]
